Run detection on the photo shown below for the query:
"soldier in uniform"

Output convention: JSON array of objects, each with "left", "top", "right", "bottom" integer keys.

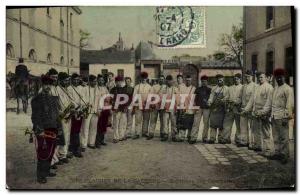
[
  {"left": 87, "top": 75, "right": 100, "bottom": 149},
  {"left": 270, "top": 68, "right": 294, "bottom": 164},
  {"left": 95, "top": 74, "right": 112, "bottom": 148},
  {"left": 46, "top": 68, "right": 62, "bottom": 169},
  {"left": 106, "top": 72, "right": 116, "bottom": 91},
  {"left": 132, "top": 72, "right": 152, "bottom": 139},
  {"left": 207, "top": 74, "right": 229, "bottom": 144},
  {"left": 69, "top": 73, "right": 83, "bottom": 158},
  {"left": 177, "top": 74, "right": 186, "bottom": 92},
  {"left": 31, "top": 75, "right": 61, "bottom": 184},
  {"left": 110, "top": 76, "right": 127, "bottom": 143},
  {"left": 56, "top": 72, "right": 73, "bottom": 164},
  {"left": 189, "top": 75, "right": 211, "bottom": 144},
  {"left": 221, "top": 73, "right": 243, "bottom": 144},
  {"left": 147, "top": 75, "right": 166, "bottom": 140},
  {"left": 161, "top": 75, "right": 178, "bottom": 142},
  {"left": 123, "top": 77, "right": 134, "bottom": 139},
  {"left": 177, "top": 75, "right": 196, "bottom": 142},
  {"left": 80, "top": 76, "right": 93, "bottom": 152},
  {"left": 243, "top": 72, "right": 273, "bottom": 156},
  {"left": 239, "top": 70, "right": 257, "bottom": 148}
]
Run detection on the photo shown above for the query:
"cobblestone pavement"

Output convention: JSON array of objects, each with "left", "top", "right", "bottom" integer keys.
[{"left": 6, "top": 99, "right": 295, "bottom": 190}]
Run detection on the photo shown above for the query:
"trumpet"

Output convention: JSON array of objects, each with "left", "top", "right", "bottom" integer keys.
[{"left": 59, "top": 102, "right": 75, "bottom": 121}]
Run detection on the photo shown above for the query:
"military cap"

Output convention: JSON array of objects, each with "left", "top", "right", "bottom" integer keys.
[
  {"left": 140, "top": 72, "right": 148, "bottom": 79},
  {"left": 234, "top": 73, "right": 242, "bottom": 78},
  {"left": 200, "top": 75, "right": 209, "bottom": 80},
  {"left": 89, "top": 75, "right": 96, "bottom": 81},
  {"left": 47, "top": 68, "right": 58, "bottom": 76},
  {"left": 216, "top": 74, "right": 224, "bottom": 78},
  {"left": 71, "top": 73, "right": 79, "bottom": 79},
  {"left": 58, "top": 72, "right": 69, "bottom": 81},
  {"left": 41, "top": 75, "right": 54, "bottom": 85},
  {"left": 115, "top": 75, "right": 124, "bottom": 82},
  {"left": 166, "top": 75, "right": 173, "bottom": 81},
  {"left": 177, "top": 74, "right": 183, "bottom": 79},
  {"left": 273, "top": 68, "right": 286, "bottom": 77},
  {"left": 244, "top": 70, "right": 253, "bottom": 76}
]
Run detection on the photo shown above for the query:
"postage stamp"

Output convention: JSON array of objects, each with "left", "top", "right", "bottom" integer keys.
[{"left": 155, "top": 6, "right": 206, "bottom": 48}]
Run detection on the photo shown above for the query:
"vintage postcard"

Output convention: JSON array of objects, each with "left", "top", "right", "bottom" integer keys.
[{"left": 6, "top": 6, "right": 295, "bottom": 190}]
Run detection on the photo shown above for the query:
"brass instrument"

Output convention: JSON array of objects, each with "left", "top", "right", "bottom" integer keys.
[
  {"left": 59, "top": 102, "right": 75, "bottom": 121},
  {"left": 76, "top": 104, "right": 92, "bottom": 119}
]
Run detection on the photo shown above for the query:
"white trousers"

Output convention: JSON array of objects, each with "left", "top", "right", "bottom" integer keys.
[
  {"left": 88, "top": 114, "right": 98, "bottom": 146},
  {"left": 58, "top": 120, "right": 71, "bottom": 159},
  {"left": 125, "top": 109, "right": 134, "bottom": 137},
  {"left": 113, "top": 111, "right": 126, "bottom": 140},
  {"left": 80, "top": 113, "right": 93, "bottom": 148}
]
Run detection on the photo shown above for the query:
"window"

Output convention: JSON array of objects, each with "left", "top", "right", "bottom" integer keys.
[
  {"left": 6, "top": 43, "right": 14, "bottom": 58},
  {"left": 266, "top": 50, "right": 274, "bottom": 76},
  {"left": 28, "top": 49, "right": 37, "bottom": 62},
  {"left": 251, "top": 54, "right": 258, "bottom": 72},
  {"left": 70, "top": 13, "right": 73, "bottom": 28},
  {"left": 46, "top": 7, "right": 50, "bottom": 16},
  {"left": 70, "top": 59, "right": 74, "bottom": 66},
  {"left": 266, "top": 6, "right": 274, "bottom": 29},
  {"left": 60, "top": 56, "right": 64, "bottom": 65},
  {"left": 285, "top": 47, "right": 294, "bottom": 86},
  {"left": 117, "top": 69, "right": 124, "bottom": 77},
  {"left": 47, "top": 53, "right": 52, "bottom": 64}
]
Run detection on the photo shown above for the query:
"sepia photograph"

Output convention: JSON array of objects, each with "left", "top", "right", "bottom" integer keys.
[{"left": 5, "top": 5, "right": 295, "bottom": 190}]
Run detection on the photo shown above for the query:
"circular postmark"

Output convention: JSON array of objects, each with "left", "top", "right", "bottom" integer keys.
[{"left": 156, "top": 6, "right": 194, "bottom": 47}]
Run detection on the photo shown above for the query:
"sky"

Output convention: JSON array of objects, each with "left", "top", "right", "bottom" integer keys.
[{"left": 80, "top": 6, "right": 243, "bottom": 59}]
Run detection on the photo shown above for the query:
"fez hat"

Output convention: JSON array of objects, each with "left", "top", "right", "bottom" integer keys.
[
  {"left": 245, "top": 70, "right": 253, "bottom": 76},
  {"left": 89, "top": 75, "right": 96, "bottom": 81},
  {"left": 166, "top": 75, "right": 173, "bottom": 81},
  {"left": 234, "top": 73, "right": 242, "bottom": 78},
  {"left": 48, "top": 68, "right": 58, "bottom": 76},
  {"left": 41, "top": 75, "right": 54, "bottom": 85},
  {"left": 273, "top": 68, "right": 286, "bottom": 77},
  {"left": 201, "top": 75, "right": 208, "bottom": 80},
  {"left": 115, "top": 75, "right": 124, "bottom": 82},
  {"left": 140, "top": 72, "right": 148, "bottom": 79},
  {"left": 216, "top": 74, "right": 224, "bottom": 78}
]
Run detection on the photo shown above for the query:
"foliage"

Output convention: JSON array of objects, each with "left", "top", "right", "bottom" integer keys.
[
  {"left": 214, "top": 23, "right": 243, "bottom": 67},
  {"left": 80, "top": 29, "right": 91, "bottom": 48}
]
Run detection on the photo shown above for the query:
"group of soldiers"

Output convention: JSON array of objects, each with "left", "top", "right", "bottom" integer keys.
[{"left": 30, "top": 66, "right": 294, "bottom": 184}]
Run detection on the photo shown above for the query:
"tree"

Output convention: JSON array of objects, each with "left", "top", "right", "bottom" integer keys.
[
  {"left": 80, "top": 29, "right": 91, "bottom": 48},
  {"left": 214, "top": 23, "right": 243, "bottom": 67}
]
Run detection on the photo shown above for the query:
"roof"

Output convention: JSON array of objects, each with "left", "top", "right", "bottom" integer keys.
[
  {"left": 162, "top": 60, "right": 241, "bottom": 69},
  {"left": 201, "top": 60, "right": 241, "bottom": 69},
  {"left": 80, "top": 48, "right": 135, "bottom": 64},
  {"left": 135, "top": 41, "right": 160, "bottom": 60}
]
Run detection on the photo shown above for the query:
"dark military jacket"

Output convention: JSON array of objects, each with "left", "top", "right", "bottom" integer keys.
[{"left": 31, "top": 92, "right": 61, "bottom": 135}]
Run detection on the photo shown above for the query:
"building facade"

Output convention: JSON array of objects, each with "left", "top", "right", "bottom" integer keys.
[
  {"left": 6, "top": 7, "right": 82, "bottom": 75},
  {"left": 244, "top": 6, "right": 294, "bottom": 86},
  {"left": 80, "top": 34, "right": 136, "bottom": 83}
]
